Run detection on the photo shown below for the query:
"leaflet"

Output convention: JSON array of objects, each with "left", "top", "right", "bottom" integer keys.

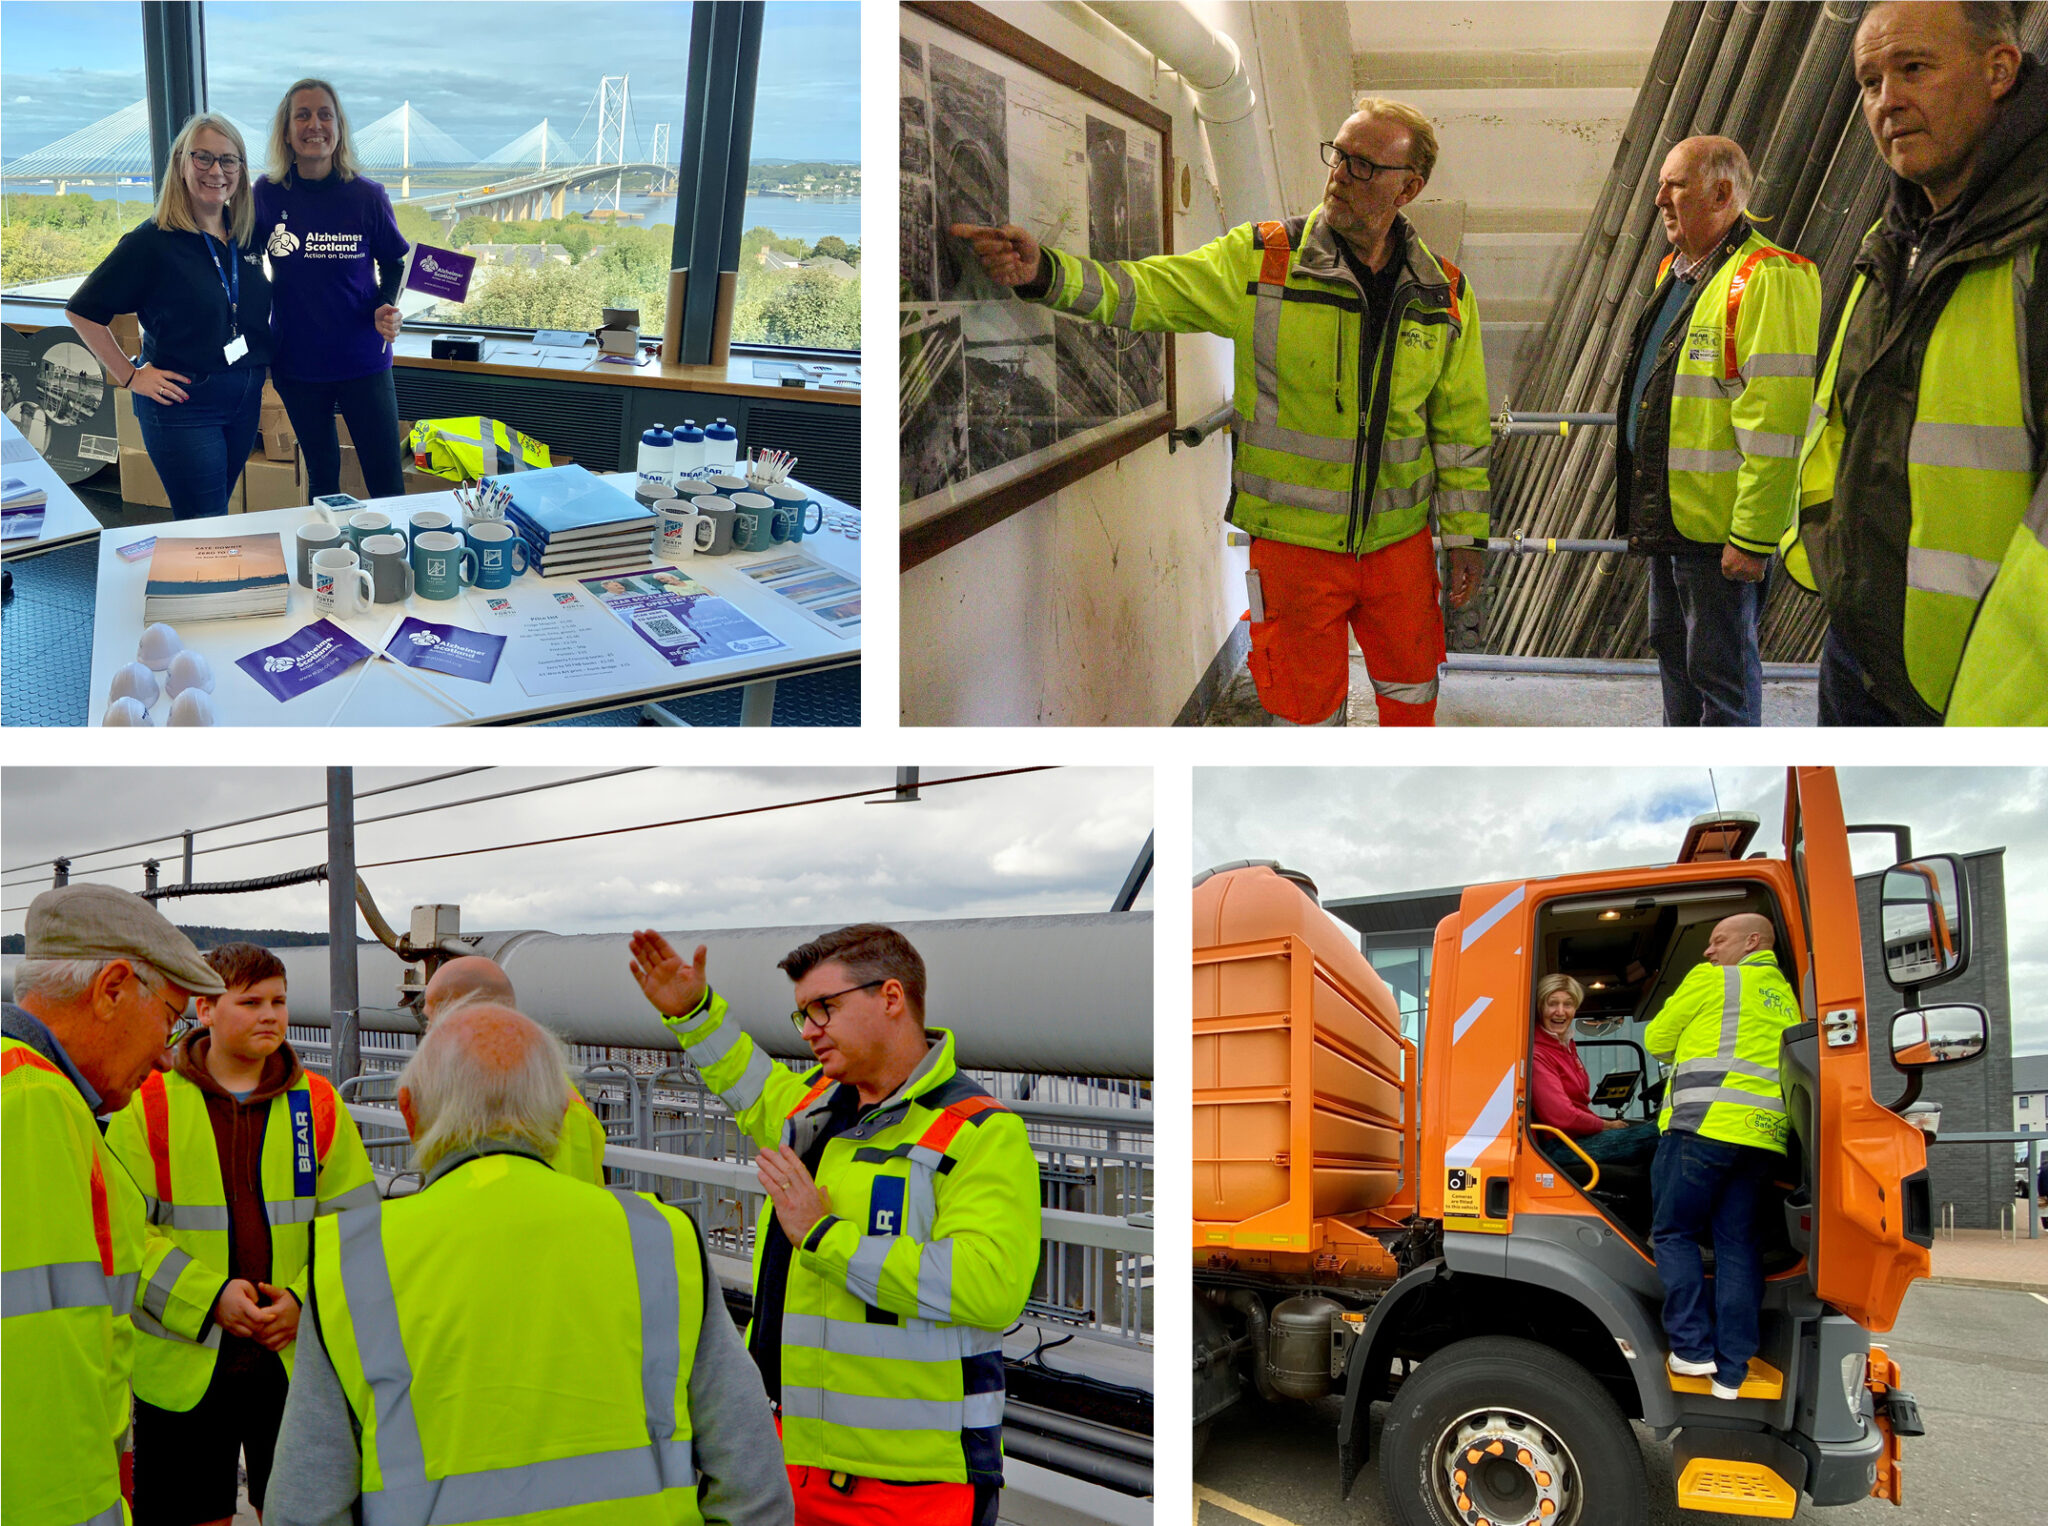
[
  {"left": 578, "top": 567, "right": 787, "bottom": 668},
  {"left": 469, "top": 585, "right": 661, "bottom": 697}
]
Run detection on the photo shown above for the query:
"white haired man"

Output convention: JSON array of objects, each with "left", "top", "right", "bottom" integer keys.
[
  {"left": 267, "top": 1003, "right": 791, "bottom": 1526},
  {"left": 1616, "top": 134, "right": 1820, "bottom": 727},
  {"left": 3, "top": 884, "right": 225, "bottom": 1526}
]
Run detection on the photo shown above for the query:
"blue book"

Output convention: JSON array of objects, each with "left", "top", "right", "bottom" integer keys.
[{"left": 487, "top": 464, "right": 653, "bottom": 546}]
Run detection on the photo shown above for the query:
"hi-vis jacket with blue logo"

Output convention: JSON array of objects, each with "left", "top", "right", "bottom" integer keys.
[
  {"left": 105, "top": 1058, "right": 376, "bottom": 1410},
  {"left": 665, "top": 991, "right": 1041, "bottom": 1486},
  {"left": 1645, "top": 950, "right": 1802, "bottom": 1153},
  {"left": 1030, "top": 207, "right": 1491, "bottom": 558}
]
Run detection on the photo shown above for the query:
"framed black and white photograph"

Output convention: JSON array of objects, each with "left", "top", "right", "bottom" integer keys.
[{"left": 899, "top": 1, "right": 1174, "bottom": 570}]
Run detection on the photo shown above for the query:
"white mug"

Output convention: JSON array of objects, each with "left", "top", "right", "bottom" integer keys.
[
  {"left": 657, "top": 503, "right": 705, "bottom": 563},
  {"left": 311, "top": 546, "right": 374, "bottom": 618}
]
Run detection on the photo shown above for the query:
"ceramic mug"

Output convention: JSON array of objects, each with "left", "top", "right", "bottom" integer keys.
[
  {"left": 412, "top": 531, "right": 478, "bottom": 600},
  {"left": 657, "top": 503, "right": 707, "bottom": 563},
  {"left": 359, "top": 533, "right": 414, "bottom": 604},
  {"left": 691, "top": 498, "right": 738, "bottom": 556},
  {"left": 296, "top": 520, "right": 344, "bottom": 588},
  {"left": 728, "top": 492, "right": 790, "bottom": 553},
  {"left": 764, "top": 483, "right": 824, "bottom": 542},
  {"left": 408, "top": 508, "right": 456, "bottom": 548},
  {"left": 311, "top": 546, "right": 374, "bottom": 618},
  {"left": 346, "top": 508, "right": 393, "bottom": 553},
  {"left": 465, "top": 521, "right": 531, "bottom": 590},
  {"left": 706, "top": 473, "right": 750, "bottom": 497}
]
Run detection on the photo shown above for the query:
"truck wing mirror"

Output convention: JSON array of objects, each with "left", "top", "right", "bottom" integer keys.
[
  {"left": 1879, "top": 854, "right": 1970, "bottom": 990},
  {"left": 1888, "top": 1004, "right": 1987, "bottom": 1070}
]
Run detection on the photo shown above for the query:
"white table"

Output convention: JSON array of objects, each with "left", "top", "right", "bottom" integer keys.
[
  {"left": 2, "top": 412, "right": 105, "bottom": 560},
  {"left": 86, "top": 471, "right": 859, "bottom": 726}
]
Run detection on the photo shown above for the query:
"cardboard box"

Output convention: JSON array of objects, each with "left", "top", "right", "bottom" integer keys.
[
  {"left": 120, "top": 446, "right": 170, "bottom": 510},
  {"left": 402, "top": 468, "right": 450, "bottom": 495},
  {"left": 115, "top": 389, "right": 143, "bottom": 449},
  {"left": 257, "top": 406, "right": 297, "bottom": 462},
  {"left": 241, "top": 449, "right": 309, "bottom": 512},
  {"left": 109, "top": 313, "right": 141, "bottom": 355},
  {"left": 337, "top": 445, "right": 368, "bottom": 500},
  {"left": 335, "top": 413, "right": 353, "bottom": 449}
]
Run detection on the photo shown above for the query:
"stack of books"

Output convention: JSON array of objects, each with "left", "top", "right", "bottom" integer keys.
[
  {"left": 143, "top": 532, "right": 291, "bottom": 622},
  {"left": 2, "top": 477, "right": 48, "bottom": 540},
  {"left": 494, "top": 464, "right": 657, "bottom": 578}
]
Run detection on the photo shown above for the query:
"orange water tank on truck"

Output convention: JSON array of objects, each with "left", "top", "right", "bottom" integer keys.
[{"left": 1193, "top": 768, "right": 1989, "bottom": 1524}]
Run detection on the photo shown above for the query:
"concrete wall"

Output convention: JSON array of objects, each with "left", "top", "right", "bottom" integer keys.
[{"left": 1857, "top": 850, "right": 2015, "bottom": 1232}]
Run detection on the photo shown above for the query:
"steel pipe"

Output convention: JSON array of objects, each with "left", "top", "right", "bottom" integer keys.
[{"left": 1443, "top": 654, "right": 1818, "bottom": 680}]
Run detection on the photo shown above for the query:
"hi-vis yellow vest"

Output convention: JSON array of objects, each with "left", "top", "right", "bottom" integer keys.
[
  {"left": 105, "top": 1066, "right": 376, "bottom": 1410},
  {"left": 313, "top": 1149, "right": 707, "bottom": 1526},
  {"left": 667, "top": 993, "right": 1041, "bottom": 1485},
  {"left": 408, "top": 416, "right": 551, "bottom": 482},
  {"left": 3, "top": 1036, "right": 145, "bottom": 1526},
  {"left": 1790, "top": 243, "right": 2038, "bottom": 714},
  {"left": 1646, "top": 951, "right": 1801, "bottom": 1154},
  {"left": 1033, "top": 209, "right": 1492, "bottom": 557},
  {"left": 1650, "top": 230, "right": 1819, "bottom": 553},
  {"left": 1947, "top": 472, "right": 2048, "bottom": 725}
]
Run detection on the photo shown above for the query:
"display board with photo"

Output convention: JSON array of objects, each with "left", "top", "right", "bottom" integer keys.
[{"left": 900, "top": 1, "right": 1173, "bottom": 568}]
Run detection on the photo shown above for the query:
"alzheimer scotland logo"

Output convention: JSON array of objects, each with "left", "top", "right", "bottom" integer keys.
[{"left": 268, "top": 223, "right": 300, "bottom": 258}]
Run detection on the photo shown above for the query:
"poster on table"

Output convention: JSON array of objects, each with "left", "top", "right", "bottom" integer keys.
[
  {"left": 737, "top": 553, "right": 862, "bottom": 636},
  {"left": 1, "top": 325, "right": 121, "bottom": 485},
  {"left": 899, "top": 2, "right": 1173, "bottom": 566},
  {"left": 577, "top": 568, "right": 787, "bottom": 669}
]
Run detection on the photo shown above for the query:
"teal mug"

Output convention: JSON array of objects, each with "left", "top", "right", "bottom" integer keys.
[
  {"left": 729, "top": 492, "right": 791, "bottom": 553},
  {"left": 465, "top": 520, "right": 531, "bottom": 590},
  {"left": 764, "top": 484, "right": 823, "bottom": 542},
  {"left": 412, "top": 530, "right": 477, "bottom": 601},
  {"left": 408, "top": 508, "right": 456, "bottom": 548}
]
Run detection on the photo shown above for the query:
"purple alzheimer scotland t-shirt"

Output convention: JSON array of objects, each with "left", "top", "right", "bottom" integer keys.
[{"left": 254, "top": 171, "right": 410, "bottom": 383}]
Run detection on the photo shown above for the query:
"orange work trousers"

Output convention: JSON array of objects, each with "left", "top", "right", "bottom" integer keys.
[
  {"left": 787, "top": 1466, "right": 991, "bottom": 1526},
  {"left": 1246, "top": 530, "right": 1445, "bottom": 726}
]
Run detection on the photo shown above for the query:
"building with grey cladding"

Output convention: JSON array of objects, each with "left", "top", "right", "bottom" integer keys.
[{"left": 1857, "top": 849, "right": 2013, "bottom": 1231}]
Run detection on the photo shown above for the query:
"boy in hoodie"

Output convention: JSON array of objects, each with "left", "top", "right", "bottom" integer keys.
[{"left": 107, "top": 943, "right": 375, "bottom": 1526}]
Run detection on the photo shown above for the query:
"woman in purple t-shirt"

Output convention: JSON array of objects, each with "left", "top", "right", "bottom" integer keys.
[{"left": 254, "top": 78, "right": 410, "bottom": 501}]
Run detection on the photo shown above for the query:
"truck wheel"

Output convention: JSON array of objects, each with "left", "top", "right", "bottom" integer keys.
[{"left": 1377, "top": 1336, "right": 1646, "bottom": 1526}]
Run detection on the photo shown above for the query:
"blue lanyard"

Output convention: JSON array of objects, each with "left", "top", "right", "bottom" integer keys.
[{"left": 200, "top": 232, "right": 240, "bottom": 336}]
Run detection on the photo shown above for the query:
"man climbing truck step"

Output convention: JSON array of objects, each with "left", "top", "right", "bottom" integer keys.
[{"left": 1193, "top": 767, "right": 1982, "bottom": 1522}]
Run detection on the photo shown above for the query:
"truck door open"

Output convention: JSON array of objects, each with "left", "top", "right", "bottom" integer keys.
[
  {"left": 1784, "top": 767, "right": 1931, "bottom": 1332},
  {"left": 1426, "top": 880, "right": 1530, "bottom": 1236}
]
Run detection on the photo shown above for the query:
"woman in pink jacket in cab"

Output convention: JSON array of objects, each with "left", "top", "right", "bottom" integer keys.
[{"left": 1532, "top": 973, "right": 1658, "bottom": 1168}]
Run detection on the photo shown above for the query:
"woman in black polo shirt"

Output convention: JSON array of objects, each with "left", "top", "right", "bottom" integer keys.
[{"left": 66, "top": 113, "right": 272, "bottom": 520}]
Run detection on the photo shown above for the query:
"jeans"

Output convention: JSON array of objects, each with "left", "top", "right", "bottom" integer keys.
[
  {"left": 1646, "top": 552, "right": 1764, "bottom": 726},
  {"left": 1817, "top": 628, "right": 1920, "bottom": 726},
  {"left": 131, "top": 366, "right": 265, "bottom": 520},
  {"left": 1577, "top": 1120, "right": 1660, "bottom": 1167},
  {"left": 272, "top": 368, "right": 406, "bottom": 500},
  {"left": 1651, "top": 1129, "right": 1779, "bottom": 1389}
]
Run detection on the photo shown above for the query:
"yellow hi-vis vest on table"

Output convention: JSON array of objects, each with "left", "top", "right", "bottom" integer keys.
[
  {"left": 666, "top": 991, "right": 1041, "bottom": 1485},
  {"left": 1031, "top": 208, "right": 1492, "bottom": 558},
  {"left": 104, "top": 1064, "right": 377, "bottom": 1411},
  {"left": 1645, "top": 951, "right": 1801, "bottom": 1154},
  {"left": 408, "top": 416, "right": 552, "bottom": 482},
  {"left": 1645, "top": 229, "right": 1819, "bottom": 554},
  {"left": 2, "top": 1035, "right": 145, "bottom": 1526},
  {"left": 311, "top": 1146, "right": 707, "bottom": 1526},
  {"left": 1790, "top": 241, "right": 2038, "bottom": 715}
]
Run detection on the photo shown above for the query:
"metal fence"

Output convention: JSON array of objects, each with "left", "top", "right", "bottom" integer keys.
[{"left": 296, "top": 1029, "right": 1154, "bottom": 1344}]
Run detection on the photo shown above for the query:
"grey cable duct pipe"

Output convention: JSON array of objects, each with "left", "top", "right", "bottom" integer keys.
[
  {"left": 1083, "top": 2, "right": 1278, "bottom": 226},
  {"left": 9, "top": 914, "right": 1154, "bottom": 1077}
]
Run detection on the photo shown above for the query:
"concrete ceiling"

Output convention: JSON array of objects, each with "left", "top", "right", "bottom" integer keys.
[{"left": 1346, "top": 2, "right": 1671, "bottom": 53}]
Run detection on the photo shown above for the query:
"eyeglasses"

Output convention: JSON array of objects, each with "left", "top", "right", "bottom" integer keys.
[
  {"left": 1320, "top": 142, "right": 1413, "bottom": 185},
  {"left": 790, "top": 979, "right": 885, "bottom": 1032},
  {"left": 187, "top": 151, "right": 244, "bottom": 173}
]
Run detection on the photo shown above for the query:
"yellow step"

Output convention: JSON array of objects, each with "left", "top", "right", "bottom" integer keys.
[
  {"left": 1668, "top": 1357, "right": 1784, "bottom": 1401},
  {"left": 1676, "top": 1456, "right": 1798, "bottom": 1518}
]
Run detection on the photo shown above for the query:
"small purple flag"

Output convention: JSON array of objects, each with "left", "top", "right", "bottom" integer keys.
[
  {"left": 403, "top": 242, "right": 477, "bottom": 304},
  {"left": 385, "top": 616, "right": 505, "bottom": 684},
  {"left": 236, "top": 619, "right": 373, "bottom": 702}
]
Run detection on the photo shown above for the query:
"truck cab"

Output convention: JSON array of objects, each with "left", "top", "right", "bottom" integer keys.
[{"left": 1195, "top": 768, "right": 1988, "bottom": 1524}]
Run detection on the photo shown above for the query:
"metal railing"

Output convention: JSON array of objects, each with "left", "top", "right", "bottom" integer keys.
[{"left": 1931, "top": 1130, "right": 2044, "bottom": 1241}]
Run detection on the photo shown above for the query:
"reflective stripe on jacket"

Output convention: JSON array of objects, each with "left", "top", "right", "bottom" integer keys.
[
  {"left": 666, "top": 992, "right": 1041, "bottom": 1485},
  {"left": 1620, "top": 222, "right": 1818, "bottom": 555},
  {"left": 1948, "top": 469, "right": 2048, "bottom": 724},
  {"left": 104, "top": 1066, "right": 375, "bottom": 1409},
  {"left": 1031, "top": 207, "right": 1491, "bottom": 556},
  {"left": 1645, "top": 951, "right": 1801, "bottom": 1153},
  {"left": 312, "top": 1150, "right": 706, "bottom": 1526},
  {"left": 2, "top": 1035, "right": 145, "bottom": 1526},
  {"left": 408, "top": 416, "right": 551, "bottom": 482}
]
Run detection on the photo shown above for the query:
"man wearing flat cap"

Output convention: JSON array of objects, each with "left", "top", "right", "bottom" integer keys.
[{"left": 3, "top": 884, "right": 224, "bottom": 1526}]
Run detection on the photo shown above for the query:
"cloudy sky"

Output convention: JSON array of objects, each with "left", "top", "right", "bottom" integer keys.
[
  {"left": 2, "top": 766, "right": 1151, "bottom": 940},
  {"left": 0, "top": 1, "right": 859, "bottom": 163},
  {"left": 1195, "top": 767, "right": 2048, "bottom": 1054}
]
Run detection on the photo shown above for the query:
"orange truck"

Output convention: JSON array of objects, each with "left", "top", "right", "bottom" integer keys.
[{"left": 1193, "top": 767, "right": 1989, "bottom": 1523}]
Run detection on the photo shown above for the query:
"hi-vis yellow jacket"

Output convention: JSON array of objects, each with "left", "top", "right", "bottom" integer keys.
[
  {"left": 1646, "top": 951, "right": 1801, "bottom": 1154},
  {"left": 1032, "top": 208, "right": 1491, "bottom": 557},
  {"left": 1618, "top": 222, "right": 1819, "bottom": 556},
  {"left": 3, "top": 1035, "right": 146, "bottom": 1526},
  {"left": 408, "top": 416, "right": 551, "bottom": 482},
  {"left": 666, "top": 991, "right": 1040, "bottom": 1485}
]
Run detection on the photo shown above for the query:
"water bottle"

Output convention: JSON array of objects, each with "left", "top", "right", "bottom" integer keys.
[
  {"left": 637, "top": 425, "right": 673, "bottom": 493},
  {"left": 672, "top": 419, "right": 706, "bottom": 475},
  {"left": 705, "top": 416, "right": 739, "bottom": 467}
]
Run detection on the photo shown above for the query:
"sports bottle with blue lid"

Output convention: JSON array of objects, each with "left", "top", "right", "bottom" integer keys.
[
  {"left": 638, "top": 424, "right": 674, "bottom": 491},
  {"left": 705, "top": 417, "right": 739, "bottom": 466}
]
